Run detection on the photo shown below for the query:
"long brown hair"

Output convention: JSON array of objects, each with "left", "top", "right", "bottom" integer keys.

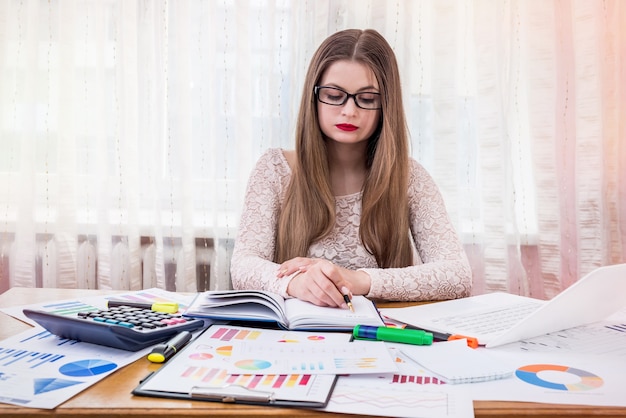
[{"left": 275, "top": 29, "right": 412, "bottom": 268}]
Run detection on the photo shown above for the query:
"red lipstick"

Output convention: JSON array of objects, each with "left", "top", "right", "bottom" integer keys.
[{"left": 336, "top": 123, "right": 358, "bottom": 132}]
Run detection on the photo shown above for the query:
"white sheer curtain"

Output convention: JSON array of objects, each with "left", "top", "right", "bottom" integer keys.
[{"left": 0, "top": 0, "right": 624, "bottom": 298}]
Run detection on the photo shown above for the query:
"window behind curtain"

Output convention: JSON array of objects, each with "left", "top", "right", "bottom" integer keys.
[{"left": 1, "top": 0, "right": 623, "bottom": 298}]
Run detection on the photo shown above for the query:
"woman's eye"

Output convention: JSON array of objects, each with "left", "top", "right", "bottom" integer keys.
[
  {"left": 358, "top": 93, "right": 377, "bottom": 102},
  {"left": 326, "top": 93, "right": 344, "bottom": 101}
]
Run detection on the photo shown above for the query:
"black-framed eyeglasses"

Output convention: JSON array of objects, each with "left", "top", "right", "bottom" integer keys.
[{"left": 314, "top": 86, "right": 382, "bottom": 110}]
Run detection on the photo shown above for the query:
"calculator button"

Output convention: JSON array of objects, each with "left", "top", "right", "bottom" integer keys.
[{"left": 164, "top": 318, "right": 185, "bottom": 325}]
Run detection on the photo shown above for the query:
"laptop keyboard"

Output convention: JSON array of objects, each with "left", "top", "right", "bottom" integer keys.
[{"left": 430, "top": 301, "right": 541, "bottom": 335}]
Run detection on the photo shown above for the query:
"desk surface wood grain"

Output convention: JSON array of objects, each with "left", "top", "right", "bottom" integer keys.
[{"left": 1, "top": 287, "right": 625, "bottom": 418}]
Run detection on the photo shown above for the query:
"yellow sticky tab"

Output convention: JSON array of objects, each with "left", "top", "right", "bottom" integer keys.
[
  {"left": 147, "top": 352, "right": 166, "bottom": 363},
  {"left": 151, "top": 302, "right": 179, "bottom": 314}
]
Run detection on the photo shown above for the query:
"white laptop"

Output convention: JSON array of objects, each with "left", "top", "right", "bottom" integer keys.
[{"left": 380, "top": 263, "right": 626, "bottom": 348}]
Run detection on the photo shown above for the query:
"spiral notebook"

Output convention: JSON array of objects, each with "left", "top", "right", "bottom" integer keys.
[{"left": 399, "top": 339, "right": 513, "bottom": 384}]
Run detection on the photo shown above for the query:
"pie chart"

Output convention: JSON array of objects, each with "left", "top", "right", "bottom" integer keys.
[
  {"left": 515, "top": 364, "right": 603, "bottom": 391},
  {"left": 59, "top": 359, "right": 118, "bottom": 377},
  {"left": 307, "top": 335, "right": 326, "bottom": 341},
  {"left": 216, "top": 345, "right": 233, "bottom": 356},
  {"left": 234, "top": 359, "right": 272, "bottom": 371}
]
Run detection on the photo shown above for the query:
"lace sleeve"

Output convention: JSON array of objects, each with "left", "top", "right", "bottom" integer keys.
[
  {"left": 363, "top": 160, "right": 472, "bottom": 301},
  {"left": 230, "top": 149, "right": 293, "bottom": 296}
]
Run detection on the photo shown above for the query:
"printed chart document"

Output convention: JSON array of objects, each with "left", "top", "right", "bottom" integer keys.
[
  {"left": 0, "top": 326, "right": 146, "bottom": 409},
  {"left": 380, "top": 263, "right": 626, "bottom": 347},
  {"left": 467, "top": 349, "right": 626, "bottom": 407},
  {"left": 495, "top": 307, "right": 626, "bottom": 357},
  {"left": 462, "top": 312, "right": 626, "bottom": 408},
  {"left": 184, "top": 289, "right": 384, "bottom": 330},
  {"left": 133, "top": 324, "right": 358, "bottom": 407},
  {"left": 323, "top": 343, "right": 475, "bottom": 418},
  {"left": 227, "top": 340, "right": 397, "bottom": 375}
]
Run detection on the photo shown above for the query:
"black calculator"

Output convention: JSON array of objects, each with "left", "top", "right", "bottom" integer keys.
[{"left": 23, "top": 305, "right": 205, "bottom": 351}]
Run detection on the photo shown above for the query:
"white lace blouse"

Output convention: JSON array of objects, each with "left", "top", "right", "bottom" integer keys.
[{"left": 230, "top": 148, "right": 472, "bottom": 301}]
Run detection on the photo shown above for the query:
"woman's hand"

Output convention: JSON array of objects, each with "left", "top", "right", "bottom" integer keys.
[{"left": 278, "top": 257, "right": 371, "bottom": 307}]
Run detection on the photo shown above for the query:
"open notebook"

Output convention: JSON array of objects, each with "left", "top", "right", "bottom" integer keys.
[
  {"left": 380, "top": 263, "right": 626, "bottom": 348},
  {"left": 183, "top": 290, "right": 384, "bottom": 331}
]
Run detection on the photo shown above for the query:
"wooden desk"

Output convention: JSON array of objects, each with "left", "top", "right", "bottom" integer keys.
[{"left": 1, "top": 287, "right": 625, "bottom": 418}]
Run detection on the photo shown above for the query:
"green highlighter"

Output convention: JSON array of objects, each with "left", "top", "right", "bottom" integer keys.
[{"left": 353, "top": 325, "right": 433, "bottom": 346}]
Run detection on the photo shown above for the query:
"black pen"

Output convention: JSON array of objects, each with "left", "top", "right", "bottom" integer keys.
[
  {"left": 341, "top": 287, "right": 354, "bottom": 312},
  {"left": 343, "top": 294, "right": 354, "bottom": 312},
  {"left": 147, "top": 331, "right": 192, "bottom": 363}
]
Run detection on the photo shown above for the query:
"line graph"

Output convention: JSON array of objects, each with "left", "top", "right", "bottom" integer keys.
[{"left": 327, "top": 385, "right": 458, "bottom": 416}]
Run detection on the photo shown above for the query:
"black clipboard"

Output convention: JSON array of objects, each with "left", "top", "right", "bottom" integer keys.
[
  {"left": 131, "top": 325, "right": 342, "bottom": 408},
  {"left": 132, "top": 371, "right": 338, "bottom": 408}
]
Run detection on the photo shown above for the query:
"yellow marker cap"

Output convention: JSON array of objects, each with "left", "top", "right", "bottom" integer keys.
[
  {"left": 107, "top": 300, "right": 180, "bottom": 314},
  {"left": 147, "top": 352, "right": 166, "bottom": 363},
  {"left": 151, "top": 302, "right": 179, "bottom": 314}
]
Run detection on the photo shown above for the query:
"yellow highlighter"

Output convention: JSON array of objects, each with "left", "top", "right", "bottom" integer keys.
[
  {"left": 148, "top": 331, "right": 193, "bottom": 363},
  {"left": 106, "top": 299, "right": 179, "bottom": 314}
]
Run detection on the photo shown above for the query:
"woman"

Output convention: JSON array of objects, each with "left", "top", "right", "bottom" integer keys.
[{"left": 231, "top": 29, "right": 472, "bottom": 308}]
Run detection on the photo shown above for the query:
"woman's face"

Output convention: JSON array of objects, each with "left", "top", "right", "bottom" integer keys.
[{"left": 316, "top": 60, "right": 381, "bottom": 147}]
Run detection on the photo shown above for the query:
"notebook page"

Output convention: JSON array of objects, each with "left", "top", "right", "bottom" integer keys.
[
  {"left": 400, "top": 339, "right": 514, "bottom": 384},
  {"left": 285, "top": 295, "right": 384, "bottom": 329}
]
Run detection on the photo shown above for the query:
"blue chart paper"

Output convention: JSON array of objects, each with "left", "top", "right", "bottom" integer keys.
[
  {"left": 0, "top": 288, "right": 197, "bottom": 409},
  {"left": 0, "top": 326, "right": 146, "bottom": 409}
]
